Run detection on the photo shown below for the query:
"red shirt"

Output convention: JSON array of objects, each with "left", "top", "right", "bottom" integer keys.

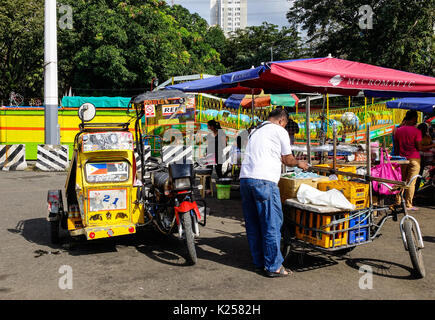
[{"left": 395, "top": 125, "right": 422, "bottom": 159}]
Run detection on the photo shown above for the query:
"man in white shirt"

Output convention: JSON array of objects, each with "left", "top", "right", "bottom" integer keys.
[{"left": 240, "top": 108, "right": 309, "bottom": 277}]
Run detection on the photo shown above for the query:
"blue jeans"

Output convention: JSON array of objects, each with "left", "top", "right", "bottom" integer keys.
[{"left": 240, "top": 178, "right": 284, "bottom": 272}]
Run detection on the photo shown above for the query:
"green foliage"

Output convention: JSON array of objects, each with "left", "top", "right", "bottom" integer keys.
[
  {"left": 58, "top": 0, "right": 228, "bottom": 96},
  {"left": 287, "top": 0, "right": 435, "bottom": 76},
  {"left": 0, "top": 0, "right": 228, "bottom": 100},
  {"left": 0, "top": 0, "right": 44, "bottom": 101}
]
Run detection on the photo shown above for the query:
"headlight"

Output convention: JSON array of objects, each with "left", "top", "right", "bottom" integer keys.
[{"left": 174, "top": 177, "right": 191, "bottom": 190}]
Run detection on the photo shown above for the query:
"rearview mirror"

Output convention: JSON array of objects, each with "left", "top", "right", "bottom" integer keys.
[{"left": 78, "top": 103, "right": 96, "bottom": 122}]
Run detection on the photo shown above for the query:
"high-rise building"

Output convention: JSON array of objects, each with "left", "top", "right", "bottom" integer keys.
[{"left": 210, "top": 0, "right": 248, "bottom": 36}]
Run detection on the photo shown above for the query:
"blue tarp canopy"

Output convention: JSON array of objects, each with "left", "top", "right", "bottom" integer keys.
[
  {"left": 225, "top": 94, "right": 245, "bottom": 109},
  {"left": 166, "top": 76, "right": 231, "bottom": 92},
  {"left": 386, "top": 97, "right": 435, "bottom": 114},
  {"left": 166, "top": 67, "right": 264, "bottom": 94}
]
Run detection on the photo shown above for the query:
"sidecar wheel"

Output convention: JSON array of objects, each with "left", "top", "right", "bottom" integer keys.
[{"left": 50, "top": 220, "right": 60, "bottom": 244}]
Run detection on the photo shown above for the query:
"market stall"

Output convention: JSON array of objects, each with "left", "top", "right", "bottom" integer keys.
[{"left": 165, "top": 56, "right": 435, "bottom": 278}]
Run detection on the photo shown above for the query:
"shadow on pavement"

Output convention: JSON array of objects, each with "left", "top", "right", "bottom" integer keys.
[
  {"left": 345, "top": 258, "right": 417, "bottom": 280},
  {"left": 136, "top": 228, "right": 254, "bottom": 272},
  {"left": 7, "top": 218, "right": 54, "bottom": 248},
  {"left": 422, "top": 236, "right": 435, "bottom": 243},
  {"left": 283, "top": 248, "right": 339, "bottom": 272},
  {"left": 7, "top": 217, "right": 254, "bottom": 272}
]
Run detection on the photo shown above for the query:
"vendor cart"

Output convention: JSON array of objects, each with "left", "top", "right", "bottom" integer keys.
[{"left": 281, "top": 124, "right": 426, "bottom": 278}]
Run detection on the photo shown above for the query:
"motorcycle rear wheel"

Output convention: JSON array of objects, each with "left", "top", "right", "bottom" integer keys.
[{"left": 182, "top": 213, "right": 197, "bottom": 265}]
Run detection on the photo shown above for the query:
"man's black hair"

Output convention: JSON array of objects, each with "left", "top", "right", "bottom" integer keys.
[
  {"left": 207, "top": 119, "right": 222, "bottom": 130},
  {"left": 404, "top": 110, "right": 418, "bottom": 121},
  {"left": 268, "top": 108, "right": 289, "bottom": 120}
]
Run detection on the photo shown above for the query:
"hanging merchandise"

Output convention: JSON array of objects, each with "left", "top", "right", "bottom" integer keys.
[{"left": 371, "top": 149, "right": 402, "bottom": 195}]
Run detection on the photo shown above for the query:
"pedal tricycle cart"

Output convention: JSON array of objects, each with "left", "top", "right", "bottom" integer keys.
[{"left": 281, "top": 125, "right": 426, "bottom": 278}]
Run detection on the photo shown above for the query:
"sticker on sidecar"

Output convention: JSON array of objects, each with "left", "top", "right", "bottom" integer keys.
[{"left": 88, "top": 189, "right": 127, "bottom": 212}]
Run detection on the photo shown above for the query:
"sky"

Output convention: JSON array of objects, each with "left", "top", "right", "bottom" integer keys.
[{"left": 172, "top": 0, "right": 293, "bottom": 28}]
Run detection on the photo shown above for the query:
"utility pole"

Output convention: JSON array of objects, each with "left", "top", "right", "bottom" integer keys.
[{"left": 44, "top": 0, "right": 59, "bottom": 145}]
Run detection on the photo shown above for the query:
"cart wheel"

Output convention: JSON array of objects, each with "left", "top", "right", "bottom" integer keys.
[
  {"left": 403, "top": 220, "right": 426, "bottom": 278},
  {"left": 50, "top": 220, "right": 60, "bottom": 244}
]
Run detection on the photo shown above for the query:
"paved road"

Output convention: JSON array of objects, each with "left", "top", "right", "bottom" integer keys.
[{"left": 0, "top": 171, "right": 434, "bottom": 300}]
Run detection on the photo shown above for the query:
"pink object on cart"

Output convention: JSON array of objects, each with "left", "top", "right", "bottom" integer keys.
[{"left": 372, "top": 149, "right": 402, "bottom": 195}]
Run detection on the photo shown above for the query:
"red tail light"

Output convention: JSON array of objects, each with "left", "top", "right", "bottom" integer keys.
[{"left": 89, "top": 232, "right": 95, "bottom": 239}]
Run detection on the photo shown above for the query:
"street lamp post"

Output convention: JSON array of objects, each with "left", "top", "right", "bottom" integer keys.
[{"left": 44, "top": 0, "right": 59, "bottom": 145}]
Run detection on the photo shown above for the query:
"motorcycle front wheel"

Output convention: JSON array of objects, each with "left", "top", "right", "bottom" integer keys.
[{"left": 181, "top": 212, "right": 197, "bottom": 265}]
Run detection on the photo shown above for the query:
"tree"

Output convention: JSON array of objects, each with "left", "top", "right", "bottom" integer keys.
[
  {"left": 221, "top": 22, "right": 305, "bottom": 72},
  {"left": 168, "top": 5, "right": 227, "bottom": 75},
  {"left": 0, "top": 0, "right": 229, "bottom": 100},
  {"left": 286, "top": 0, "right": 435, "bottom": 76},
  {"left": 0, "top": 0, "right": 44, "bottom": 102},
  {"left": 57, "top": 0, "right": 228, "bottom": 96}
]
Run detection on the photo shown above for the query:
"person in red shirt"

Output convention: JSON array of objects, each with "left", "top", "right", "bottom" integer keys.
[{"left": 394, "top": 110, "right": 423, "bottom": 210}]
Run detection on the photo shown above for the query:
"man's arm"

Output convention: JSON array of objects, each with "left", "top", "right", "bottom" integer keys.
[{"left": 282, "top": 154, "right": 309, "bottom": 170}]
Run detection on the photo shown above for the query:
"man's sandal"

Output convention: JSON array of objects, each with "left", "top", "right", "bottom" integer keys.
[{"left": 264, "top": 266, "right": 292, "bottom": 278}]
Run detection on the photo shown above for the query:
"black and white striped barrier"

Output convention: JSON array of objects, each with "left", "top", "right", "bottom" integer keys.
[
  {"left": 36, "top": 145, "right": 69, "bottom": 172},
  {"left": 136, "top": 145, "right": 195, "bottom": 170},
  {"left": 163, "top": 145, "right": 194, "bottom": 164},
  {"left": 135, "top": 144, "right": 233, "bottom": 167},
  {"left": 135, "top": 146, "right": 152, "bottom": 173},
  {"left": 0, "top": 144, "right": 28, "bottom": 171}
]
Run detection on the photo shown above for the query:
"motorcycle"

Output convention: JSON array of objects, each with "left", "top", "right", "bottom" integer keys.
[
  {"left": 131, "top": 91, "right": 207, "bottom": 265},
  {"left": 138, "top": 158, "right": 206, "bottom": 265}
]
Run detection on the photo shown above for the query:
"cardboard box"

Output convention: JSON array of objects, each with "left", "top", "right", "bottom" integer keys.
[{"left": 278, "top": 175, "right": 329, "bottom": 202}]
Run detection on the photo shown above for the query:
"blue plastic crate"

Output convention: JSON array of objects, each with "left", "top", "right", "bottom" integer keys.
[
  {"left": 349, "top": 212, "right": 369, "bottom": 228},
  {"left": 348, "top": 212, "right": 370, "bottom": 244},
  {"left": 349, "top": 228, "right": 368, "bottom": 244}
]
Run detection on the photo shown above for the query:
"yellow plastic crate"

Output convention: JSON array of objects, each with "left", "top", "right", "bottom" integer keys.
[
  {"left": 317, "top": 181, "right": 369, "bottom": 210},
  {"left": 294, "top": 209, "right": 349, "bottom": 249},
  {"left": 314, "top": 164, "right": 356, "bottom": 181}
]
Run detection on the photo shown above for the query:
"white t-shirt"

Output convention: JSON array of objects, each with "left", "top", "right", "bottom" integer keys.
[{"left": 240, "top": 121, "right": 292, "bottom": 184}]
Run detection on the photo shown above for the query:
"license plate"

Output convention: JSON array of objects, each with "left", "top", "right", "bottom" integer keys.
[{"left": 88, "top": 189, "right": 127, "bottom": 212}]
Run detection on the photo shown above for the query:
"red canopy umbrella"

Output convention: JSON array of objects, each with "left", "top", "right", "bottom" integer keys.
[{"left": 229, "top": 57, "right": 435, "bottom": 97}]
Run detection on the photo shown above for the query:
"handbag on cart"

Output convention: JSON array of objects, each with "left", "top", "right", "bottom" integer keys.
[{"left": 371, "top": 148, "right": 402, "bottom": 195}]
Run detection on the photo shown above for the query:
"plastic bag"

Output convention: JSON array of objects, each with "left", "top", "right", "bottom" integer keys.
[
  {"left": 372, "top": 149, "right": 402, "bottom": 195},
  {"left": 296, "top": 184, "right": 355, "bottom": 210}
]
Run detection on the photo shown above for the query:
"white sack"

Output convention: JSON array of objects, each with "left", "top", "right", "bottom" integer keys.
[{"left": 296, "top": 183, "right": 355, "bottom": 210}]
